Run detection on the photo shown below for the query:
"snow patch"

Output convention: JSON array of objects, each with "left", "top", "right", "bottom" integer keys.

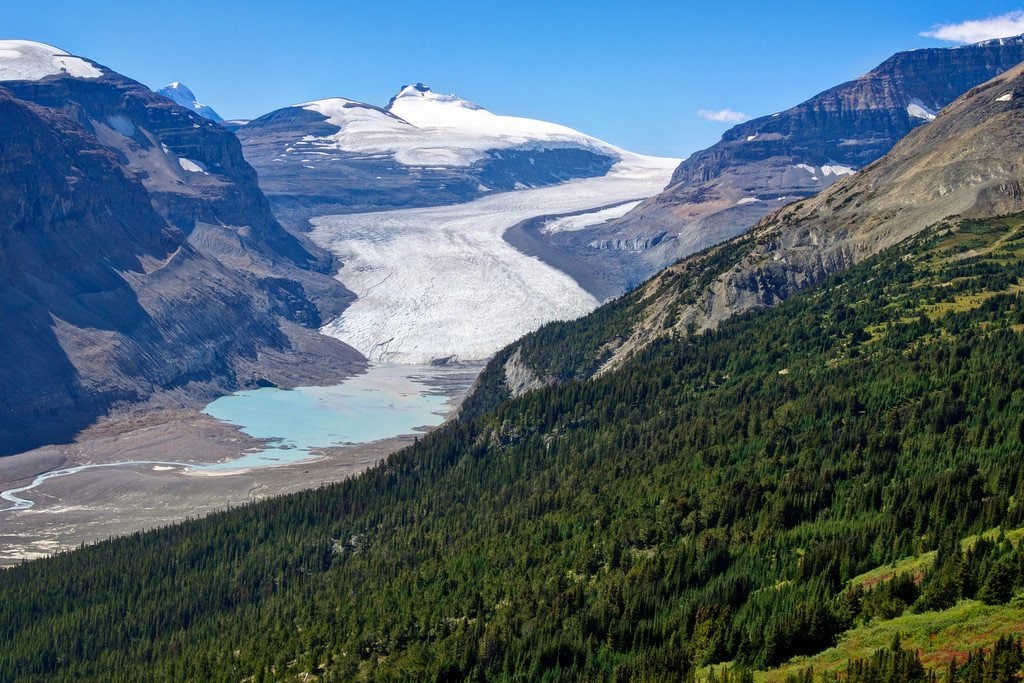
[
  {"left": 820, "top": 164, "right": 855, "bottom": 177},
  {"left": 792, "top": 163, "right": 854, "bottom": 179},
  {"left": 996, "top": 92, "right": 1014, "bottom": 102},
  {"left": 736, "top": 197, "right": 760, "bottom": 205},
  {"left": 0, "top": 40, "right": 102, "bottom": 81},
  {"left": 746, "top": 134, "right": 758, "bottom": 142},
  {"left": 178, "top": 158, "right": 207, "bottom": 173},
  {"left": 540, "top": 200, "right": 643, "bottom": 235},
  {"left": 906, "top": 100, "right": 937, "bottom": 121},
  {"left": 106, "top": 115, "right": 136, "bottom": 138}
]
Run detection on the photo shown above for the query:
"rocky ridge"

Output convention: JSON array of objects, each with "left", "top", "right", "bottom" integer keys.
[{"left": 596, "top": 59, "right": 1024, "bottom": 373}]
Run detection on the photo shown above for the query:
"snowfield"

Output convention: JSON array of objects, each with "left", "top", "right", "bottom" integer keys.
[
  {"left": 310, "top": 154, "right": 678, "bottom": 364},
  {"left": 906, "top": 99, "right": 938, "bottom": 121},
  {"left": 0, "top": 40, "right": 102, "bottom": 81},
  {"left": 300, "top": 83, "right": 623, "bottom": 167}
]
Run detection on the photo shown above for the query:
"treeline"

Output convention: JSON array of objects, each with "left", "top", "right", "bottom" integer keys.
[{"left": 0, "top": 217, "right": 1023, "bottom": 679}]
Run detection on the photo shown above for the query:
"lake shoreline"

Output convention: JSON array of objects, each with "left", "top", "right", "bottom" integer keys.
[{"left": 0, "top": 366, "right": 479, "bottom": 567}]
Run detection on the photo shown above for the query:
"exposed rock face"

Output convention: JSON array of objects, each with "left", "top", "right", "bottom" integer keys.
[
  {"left": 0, "top": 53, "right": 363, "bottom": 455},
  {"left": 2, "top": 47, "right": 364, "bottom": 319},
  {"left": 541, "top": 37, "right": 1024, "bottom": 294},
  {"left": 502, "top": 349, "right": 547, "bottom": 397},
  {"left": 599, "top": 59, "right": 1024, "bottom": 372}
]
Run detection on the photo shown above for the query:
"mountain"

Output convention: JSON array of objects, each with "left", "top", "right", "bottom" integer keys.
[
  {"left": 4, "top": 60, "right": 1024, "bottom": 678},
  {"left": 0, "top": 41, "right": 361, "bottom": 454},
  {"left": 524, "top": 36, "right": 1024, "bottom": 294},
  {"left": 484, "top": 57, "right": 1024, "bottom": 396},
  {"left": 156, "top": 81, "right": 223, "bottom": 122},
  {"left": 236, "top": 82, "right": 641, "bottom": 225}
]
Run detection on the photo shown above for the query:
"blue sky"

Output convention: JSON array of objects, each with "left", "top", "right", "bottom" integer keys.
[{"left": 3, "top": 2, "right": 1023, "bottom": 157}]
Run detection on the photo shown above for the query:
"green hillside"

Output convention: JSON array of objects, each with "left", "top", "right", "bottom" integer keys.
[{"left": 3, "top": 214, "right": 1024, "bottom": 681}]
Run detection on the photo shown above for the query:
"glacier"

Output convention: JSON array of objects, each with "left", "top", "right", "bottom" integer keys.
[{"left": 310, "top": 154, "right": 678, "bottom": 364}]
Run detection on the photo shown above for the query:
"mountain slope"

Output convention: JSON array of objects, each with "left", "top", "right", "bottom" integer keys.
[
  {"left": 620, "top": 56, "right": 1024, "bottom": 359},
  {"left": 0, "top": 42, "right": 362, "bottom": 454},
  {"left": 236, "top": 83, "right": 643, "bottom": 225},
  {"left": 530, "top": 36, "right": 1024, "bottom": 294},
  {"left": 490, "top": 57, "right": 1024, "bottom": 389},
  {"left": 0, "top": 51, "right": 323, "bottom": 274},
  {"left": 156, "top": 81, "right": 223, "bottom": 122},
  {"left": 2, "top": 49, "right": 1024, "bottom": 677},
  {"left": 2, "top": 204, "right": 1023, "bottom": 679}
]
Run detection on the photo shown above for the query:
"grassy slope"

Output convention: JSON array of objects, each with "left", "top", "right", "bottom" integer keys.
[
  {"left": 763, "top": 598, "right": 1024, "bottom": 680},
  {"left": 848, "top": 528, "right": 1024, "bottom": 591},
  {"left": 764, "top": 526, "right": 1024, "bottom": 680},
  {"left": 692, "top": 527, "right": 1024, "bottom": 681}
]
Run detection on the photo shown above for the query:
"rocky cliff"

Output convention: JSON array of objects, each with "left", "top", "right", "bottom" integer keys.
[
  {"left": 0, "top": 65, "right": 352, "bottom": 308},
  {"left": 0, "top": 44, "right": 362, "bottom": 455}
]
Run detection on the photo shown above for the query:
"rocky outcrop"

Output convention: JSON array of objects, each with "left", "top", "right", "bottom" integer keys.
[
  {"left": 2, "top": 70, "right": 336, "bottom": 272},
  {"left": 543, "top": 36, "right": 1024, "bottom": 295},
  {"left": 502, "top": 349, "right": 548, "bottom": 397}
]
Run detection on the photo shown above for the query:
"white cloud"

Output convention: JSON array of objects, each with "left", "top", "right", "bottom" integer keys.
[
  {"left": 921, "top": 10, "right": 1024, "bottom": 43},
  {"left": 696, "top": 108, "right": 749, "bottom": 123}
]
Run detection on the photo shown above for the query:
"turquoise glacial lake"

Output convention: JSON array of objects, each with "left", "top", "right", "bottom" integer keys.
[
  {"left": 200, "top": 363, "right": 469, "bottom": 469},
  {"left": 1, "top": 364, "right": 478, "bottom": 512}
]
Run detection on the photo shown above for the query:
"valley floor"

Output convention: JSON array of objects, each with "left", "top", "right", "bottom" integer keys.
[{"left": 0, "top": 369, "right": 477, "bottom": 566}]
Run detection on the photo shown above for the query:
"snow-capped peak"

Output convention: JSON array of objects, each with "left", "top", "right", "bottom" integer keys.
[
  {"left": 392, "top": 82, "right": 432, "bottom": 99},
  {"left": 383, "top": 82, "right": 600, "bottom": 144},
  {"left": 163, "top": 81, "right": 195, "bottom": 100},
  {"left": 387, "top": 83, "right": 482, "bottom": 111},
  {"left": 0, "top": 40, "right": 103, "bottom": 82},
  {"left": 289, "top": 84, "right": 678, "bottom": 172},
  {"left": 157, "top": 82, "right": 224, "bottom": 122}
]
